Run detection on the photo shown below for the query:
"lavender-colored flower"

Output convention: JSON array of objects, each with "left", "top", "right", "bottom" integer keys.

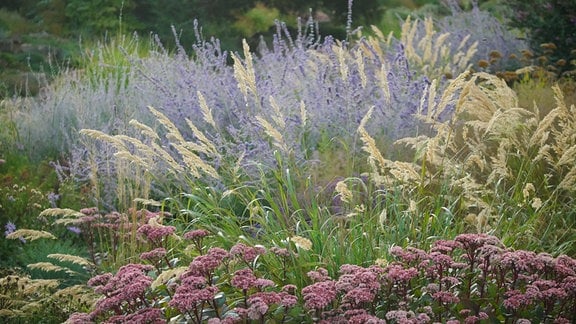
[
  {"left": 4, "top": 222, "right": 25, "bottom": 243},
  {"left": 67, "top": 226, "right": 82, "bottom": 234},
  {"left": 4, "top": 221, "right": 16, "bottom": 236},
  {"left": 47, "top": 192, "right": 60, "bottom": 208}
]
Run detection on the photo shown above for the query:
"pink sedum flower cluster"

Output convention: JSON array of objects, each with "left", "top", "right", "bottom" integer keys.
[{"left": 70, "top": 232, "right": 576, "bottom": 323}]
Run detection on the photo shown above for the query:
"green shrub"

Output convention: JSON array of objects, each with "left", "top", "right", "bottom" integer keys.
[{"left": 503, "top": 0, "right": 576, "bottom": 75}]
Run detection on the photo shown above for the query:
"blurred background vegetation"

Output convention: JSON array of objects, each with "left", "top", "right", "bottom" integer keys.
[{"left": 0, "top": 0, "right": 519, "bottom": 98}]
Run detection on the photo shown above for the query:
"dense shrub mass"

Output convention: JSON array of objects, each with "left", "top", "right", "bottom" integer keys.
[
  {"left": 1, "top": 1, "right": 576, "bottom": 323},
  {"left": 503, "top": 0, "right": 576, "bottom": 75}
]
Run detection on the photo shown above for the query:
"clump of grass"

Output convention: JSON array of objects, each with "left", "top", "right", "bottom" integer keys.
[
  {"left": 361, "top": 71, "right": 576, "bottom": 254},
  {"left": 0, "top": 278, "right": 95, "bottom": 322},
  {"left": 0, "top": 233, "right": 96, "bottom": 323}
]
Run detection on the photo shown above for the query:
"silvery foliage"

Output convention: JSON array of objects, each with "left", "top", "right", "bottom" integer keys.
[
  {"left": 22, "top": 7, "right": 523, "bottom": 209},
  {"left": 438, "top": 0, "right": 528, "bottom": 71}
]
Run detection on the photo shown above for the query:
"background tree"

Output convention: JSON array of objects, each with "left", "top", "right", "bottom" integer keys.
[{"left": 503, "top": 0, "right": 576, "bottom": 74}]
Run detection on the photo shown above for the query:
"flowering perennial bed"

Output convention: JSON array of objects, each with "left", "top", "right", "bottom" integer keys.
[{"left": 68, "top": 227, "right": 576, "bottom": 323}]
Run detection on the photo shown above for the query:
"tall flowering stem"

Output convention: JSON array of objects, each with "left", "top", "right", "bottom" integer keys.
[
  {"left": 137, "top": 223, "right": 176, "bottom": 249},
  {"left": 86, "top": 264, "right": 155, "bottom": 320},
  {"left": 183, "top": 229, "right": 211, "bottom": 255}
]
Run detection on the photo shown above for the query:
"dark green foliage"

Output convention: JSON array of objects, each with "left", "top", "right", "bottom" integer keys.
[
  {"left": 16, "top": 239, "right": 89, "bottom": 283},
  {"left": 64, "top": 0, "right": 141, "bottom": 36},
  {"left": 504, "top": 0, "right": 576, "bottom": 73}
]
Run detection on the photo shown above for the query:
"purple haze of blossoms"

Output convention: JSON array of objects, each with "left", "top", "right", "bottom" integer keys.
[
  {"left": 4, "top": 221, "right": 25, "bottom": 243},
  {"left": 4, "top": 222, "right": 16, "bottom": 236},
  {"left": 67, "top": 226, "right": 82, "bottom": 234}
]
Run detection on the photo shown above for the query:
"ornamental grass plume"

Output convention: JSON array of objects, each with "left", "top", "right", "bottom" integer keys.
[
  {"left": 0, "top": 274, "right": 97, "bottom": 323},
  {"left": 5, "top": 229, "right": 56, "bottom": 241},
  {"left": 361, "top": 70, "right": 576, "bottom": 254}
]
